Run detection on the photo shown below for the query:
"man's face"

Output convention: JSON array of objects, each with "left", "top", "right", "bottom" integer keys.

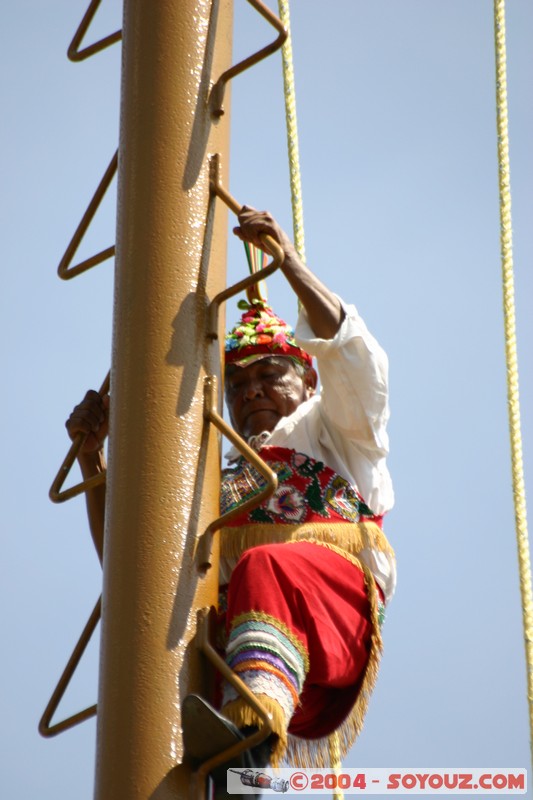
[{"left": 225, "top": 356, "right": 317, "bottom": 439}]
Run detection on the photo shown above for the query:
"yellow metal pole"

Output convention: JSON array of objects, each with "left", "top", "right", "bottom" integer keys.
[{"left": 94, "top": 1, "right": 233, "bottom": 798}]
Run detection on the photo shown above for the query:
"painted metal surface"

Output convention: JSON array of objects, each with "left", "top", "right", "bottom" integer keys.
[
  {"left": 43, "top": 0, "right": 290, "bottom": 795},
  {"left": 94, "top": 1, "right": 233, "bottom": 797}
]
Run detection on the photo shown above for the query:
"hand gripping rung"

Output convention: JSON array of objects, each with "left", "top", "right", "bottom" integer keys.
[
  {"left": 208, "top": 154, "right": 283, "bottom": 324},
  {"left": 49, "top": 372, "right": 110, "bottom": 503}
]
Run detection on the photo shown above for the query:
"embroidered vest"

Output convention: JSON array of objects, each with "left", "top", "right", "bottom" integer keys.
[
  {"left": 221, "top": 446, "right": 382, "bottom": 527},
  {"left": 219, "top": 446, "right": 393, "bottom": 572}
]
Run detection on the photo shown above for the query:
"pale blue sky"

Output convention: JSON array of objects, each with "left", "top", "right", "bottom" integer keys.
[{"left": 2, "top": 2, "right": 533, "bottom": 798}]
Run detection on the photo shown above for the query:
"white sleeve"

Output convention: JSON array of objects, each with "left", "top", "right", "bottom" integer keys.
[
  {"left": 292, "top": 296, "right": 395, "bottom": 593},
  {"left": 294, "top": 296, "right": 390, "bottom": 457}
]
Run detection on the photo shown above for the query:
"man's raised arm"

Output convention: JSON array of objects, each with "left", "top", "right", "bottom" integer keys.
[{"left": 233, "top": 206, "right": 345, "bottom": 340}]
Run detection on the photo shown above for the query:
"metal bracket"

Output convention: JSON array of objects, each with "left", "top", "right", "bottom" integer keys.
[
  {"left": 196, "top": 157, "right": 282, "bottom": 570},
  {"left": 191, "top": 608, "right": 273, "bottom": 800},
  {"left": 68, "top": 0, "right": 122, "bottom": 62},
  {"left": 208, "top": 154, "right": 283, "bottom": 319},
  {"left": 197, "top": 376, "right": 278, "bottom": 571},
  {"left": 57, "top": 150, "right": 117, "bottom": 281},
  {"left": 39, "top": 597, "right": 101, "bottom": 737},
  {"left": 209, "top": 0, "right": 287, "bottom": 117}
]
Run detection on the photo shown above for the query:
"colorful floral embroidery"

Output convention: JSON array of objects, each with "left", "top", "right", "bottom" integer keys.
[
  {"left": 267, "top": 486, "right": 306, "bottom": 522},
  {"left": 221, "top": 458, "right": 292, "bottom": 516},
  {"left": 324, "top": 474, "right": 373, "bottom": 522},
  {"left": 221, "top": 446, "right": 380, "bottom": 527}
]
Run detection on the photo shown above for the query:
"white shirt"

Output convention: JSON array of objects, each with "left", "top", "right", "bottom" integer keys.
[{"left": 226, "top": 297, "right": 396, "bottom": 602}]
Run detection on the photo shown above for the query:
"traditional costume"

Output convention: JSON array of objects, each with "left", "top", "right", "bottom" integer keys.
[{"left": 219, "top": 298, "right": 395, "bottom": 768}]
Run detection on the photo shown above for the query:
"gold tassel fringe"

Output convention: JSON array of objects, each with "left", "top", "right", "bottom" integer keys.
[
  {"left": 285, "top": 543, "right": 383, "bottom": 767},
  {"left": 220, "top": 520, "right": 394, "bottom": 567},
  {"left": 221, "top": 694, "right": 288, "bottom": 768},
  {"left": 222, "top": 541, "right": 384, "bottom": 769}
]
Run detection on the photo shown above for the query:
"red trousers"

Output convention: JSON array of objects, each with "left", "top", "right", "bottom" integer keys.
[{"left": 226, "top": 541, "right": 375, "bottom": 739}]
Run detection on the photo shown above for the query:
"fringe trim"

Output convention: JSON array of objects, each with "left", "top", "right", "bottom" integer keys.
[
  {"left": 221, "top": 539, "right": 385, "bottom": 769},
  {"left": 285, "top": 542, "right": 384, "bottom": 768},
  {"left": 220, "top": 521, "right": 395, "bottom": 566},
  {"left": 221, "top": 694, "right": 288, "bottom": 769}
]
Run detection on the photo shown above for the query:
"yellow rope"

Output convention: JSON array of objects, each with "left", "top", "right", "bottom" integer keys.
[
  {"left": 277, "top": 0, "right": 336, "bottom": 786},
  {"left": 494, "top": 0, "right": 533, "bottom": 768},
  {"left": 278, "top": 0, "right": 306, "bottom": 264},
  {"left": 327, "top": 728, "right": 344, "bottom": 800},
  {"left": 277, "top": 3, "right": 342, "bottom": 794}
]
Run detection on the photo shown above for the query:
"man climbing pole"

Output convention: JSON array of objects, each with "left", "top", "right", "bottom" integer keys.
[{"left": 66, "top": 205, "right": 395, "bottom": 783}]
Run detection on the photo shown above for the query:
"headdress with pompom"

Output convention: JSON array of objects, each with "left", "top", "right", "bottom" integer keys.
[{"left": 225, "top": 299, "right": 312, "bottom": 369}]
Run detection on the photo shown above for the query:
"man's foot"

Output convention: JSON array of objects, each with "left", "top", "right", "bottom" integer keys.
[
  {"left": 182, "top": 695, "right": 270, "bottom": 797},
  {"left": 182, "top": 694, "right": 246, "bottom": 767}
]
